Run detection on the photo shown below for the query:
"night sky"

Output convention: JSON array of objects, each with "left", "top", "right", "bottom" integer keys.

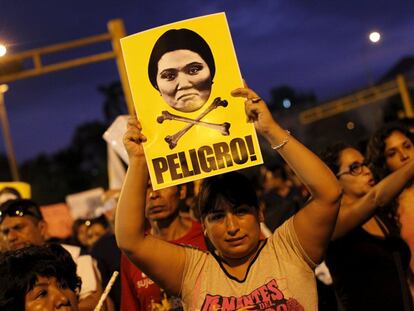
[{"left": 1, "top": 0, "right": 413, "bottom": 162}]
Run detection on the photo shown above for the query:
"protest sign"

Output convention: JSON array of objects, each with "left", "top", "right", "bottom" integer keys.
[
  {"left": 121, "top": 12, "right": 263, "bottom": 189},
  {"left": 66, "top": 188, "right": 104, "bottom": 220},
  {"left": 0, "top": 181, "right": 31, "bottom": 204},
  {"left": 40, "top": 203, "right": 73, "bottom": 239}
]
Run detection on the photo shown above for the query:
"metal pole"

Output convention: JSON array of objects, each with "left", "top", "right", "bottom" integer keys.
[
  {"left": 107, "top": 19, "right": 135, "bottom": 116},
  {"left": 397, "top": 74, "right": 414, "bottom": 118},
  {"left": 0, "top": 86, "right": 20, "bottom": 180}
]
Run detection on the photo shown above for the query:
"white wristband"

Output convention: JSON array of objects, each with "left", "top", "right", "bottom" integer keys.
[{"left": 271, "top": 130, "right": 290, "bottom": 151}]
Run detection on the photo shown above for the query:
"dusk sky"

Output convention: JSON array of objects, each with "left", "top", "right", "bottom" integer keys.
[{"left": 1, "top": 0, "right": 414, "bottom": 162}]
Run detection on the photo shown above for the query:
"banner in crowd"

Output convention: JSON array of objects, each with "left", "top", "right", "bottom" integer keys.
[
  {"left": 121, "top": 12, "right": 263, "bottom": 190},
  {"left": 0, "top": 181, "right": 31, "bottom": 203},
  {"left": 66, "top": 188, "right": 104, "bottom": 220},
  {"left": 40, "top": 203, "right": 73, "bottom": 239}
]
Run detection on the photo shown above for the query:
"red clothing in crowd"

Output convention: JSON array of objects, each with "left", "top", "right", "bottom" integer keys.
[{"left": 120, "top": 221, "right": 207, "bottom": 311}]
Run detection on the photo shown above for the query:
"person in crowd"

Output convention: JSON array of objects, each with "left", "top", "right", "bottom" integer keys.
[
  {"left": 148, "top": 28, "right": 215, "bottom": 113},
  {"left": 0, "top": 189, "right": 22, "bottom": 253},
  {"left": 0, "top": 199, "right": 109, "bottom": 311},
  {"left": 91, "top": 190, "right": 121, "bottom": 310},
  {"left": 115, "top": 86, "right": 342, "bottom": 310},
  {"left": 86, "top": 215, "right": 110, "bottom": 249},
  {"left": 261, "top": 161, "right": 306, "bottom": 231},
  {"left": 120, "top": 182, "right": 206, "bottom": 310},
  {"left": 320, "top": 142, "right": 414, "bottom": 310},
  {"left": 0, "top": 243, "right": 81, "bottom": 311},
  {"left": 71, "top": 219, "right": 90, "bottom": 252},
  {"left": 367, "top": 122, "right": 414, "bottom": 295}
]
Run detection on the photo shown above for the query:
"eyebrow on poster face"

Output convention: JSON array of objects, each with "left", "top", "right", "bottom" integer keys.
[{"left": 159, "top": 62, "right": 206, "bottom": 80}]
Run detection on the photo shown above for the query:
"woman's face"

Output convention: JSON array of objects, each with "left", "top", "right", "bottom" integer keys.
[
  {"left": 156, "top": 49, "right": 212, "bottom": 112},
  {"left": 203, "top": 197, "right": 262, "bottom": 262},
  {"left": 86, "top": 223, "right": 107, "bottom": 247},
  {"left": 384, "top": 130, "right": 414, "bottom": 172},
  {"left": 337, "top": 148, "right": 375, "bottom": 198},
  {"left": 25, "top": 276, "right": 79, "bottom": 311},
  {"left": 76, "top": 224, "right": 88, "bottom": 247}
]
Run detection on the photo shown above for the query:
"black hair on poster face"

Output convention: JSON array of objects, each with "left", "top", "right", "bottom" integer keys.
[{"left": 148, "top": 28, "right": 215, "bottom": 90}]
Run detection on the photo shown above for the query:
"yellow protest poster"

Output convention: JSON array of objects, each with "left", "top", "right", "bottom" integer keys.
[
  {"left": 0, "top": 181, "right": 31, "bottom": 202},
  {"left": 121, "top": 12, "right": 263, "bottom": 189}
]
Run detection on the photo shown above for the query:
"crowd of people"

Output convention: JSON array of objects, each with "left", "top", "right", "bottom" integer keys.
[{"left": 0, "top": 85, "right": 413, "bottom": 310}]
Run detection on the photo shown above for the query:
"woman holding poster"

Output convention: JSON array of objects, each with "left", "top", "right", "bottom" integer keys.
[{"left": 115, "top": 87, "right": 342, "bottom": 310}]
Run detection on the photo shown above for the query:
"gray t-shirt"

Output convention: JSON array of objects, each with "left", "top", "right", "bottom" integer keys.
[{"left": 181, "top": 217, "right": 317, "bottom": 310}]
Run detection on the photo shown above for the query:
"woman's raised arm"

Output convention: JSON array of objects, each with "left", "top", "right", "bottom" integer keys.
[
  {"left": 333, "top": 159, "right": 414, "bottom": 240},
  {"left": 114, "top": 116, "right": 186, "bottom": 295},
  {"left": 232, "top": 87, "right": 342, "bottom": 263}
]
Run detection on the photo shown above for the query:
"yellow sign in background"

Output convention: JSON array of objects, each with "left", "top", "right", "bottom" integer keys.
[
  {"left": 121, "top": 13, "right": 263, "bottom": 189},
  {"left": 0, "top": 181, "right": 31, "bottom": 199}
]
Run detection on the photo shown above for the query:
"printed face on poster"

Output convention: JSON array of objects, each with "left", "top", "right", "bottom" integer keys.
[{"left": 121, "top": 12, "right": 263, "bottom": 190}]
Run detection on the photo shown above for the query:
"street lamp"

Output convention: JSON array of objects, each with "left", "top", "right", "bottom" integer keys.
[
  {"left": 369, "top": 31, "right": 381, "bottom": 44},
  {"left": 0, "top": 84, "right": 20, "bottom": 181},
  {"left": 362, "top": 30, "right": 382, "bottom": 86},
  {"left": 0, "top": 44, "right": 6, "bottom": 57}
]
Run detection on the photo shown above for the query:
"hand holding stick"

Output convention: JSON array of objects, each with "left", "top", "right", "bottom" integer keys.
[{"left": 93, "top": 271, "right": 119, "bottom": 311}]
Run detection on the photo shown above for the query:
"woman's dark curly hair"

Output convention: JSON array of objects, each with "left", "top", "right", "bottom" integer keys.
[
  {"left": 0, "top": 244, "right": 81, "bottom": 311},
  {"left": 366, "top": 122, "right": 414, "bottom": 180},
  {"left": 319, "top": 142, "right": 354, "bottom": 175}
]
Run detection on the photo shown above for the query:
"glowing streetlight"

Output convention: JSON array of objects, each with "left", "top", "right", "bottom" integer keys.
[
  {"left": 346, "top": 121, "right": 355, "bottom": 130},
  {"left": 0, "top": 44, "right": 6, "bottom": 57},
  {"left": 362, "top": 31, "right": 382, "bottom": 86},
  {"left": 0, "top": 84, "right": 9, "bottom": 93},
  {"left": 368, "top": 31, "right": 381, "bottom": 44}
]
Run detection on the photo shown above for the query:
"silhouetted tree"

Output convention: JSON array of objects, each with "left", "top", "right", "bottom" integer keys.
[
  {"left": 1, "top": 79, "right": 130, "bottom": 204},
  {"left": 98, "top": 81, "right": 128, "bottom": 125},
  {"left": 0, "top": 154, "right": 12, "bottom": 181},
  {"left": 19, "top": 121, "right": 108, "bottom": 205}
]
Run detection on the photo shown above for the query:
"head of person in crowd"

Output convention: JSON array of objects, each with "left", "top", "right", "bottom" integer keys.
[
  {"left": 145, "top": 181, "right": 187, "bottom": 224},
  {"left": 0, "top": 186, "right": 22, "bottom": 205},
  {"left": 321, "top": 142, "right": 377, "bottom": 203},
  {"left": 86, "top": 215, "right": 110, "bottom": 248},
  {"left": 367, "top": 122, "right": 414, "bottom": 179},
  {"left": 0, "top": 199, "right": 47, "bottom": 251},
  {"left": 0, "top": 244, "right": 81, "bottom": 311},
  {"left": 197, "top": 172, "right": 263, "bottom": 261},
  {"left": 71, "top": 219, "right": 89, "bottom": 249},
  {"left": 148, "top": 28, "right": 215, "bottom": 113}
]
